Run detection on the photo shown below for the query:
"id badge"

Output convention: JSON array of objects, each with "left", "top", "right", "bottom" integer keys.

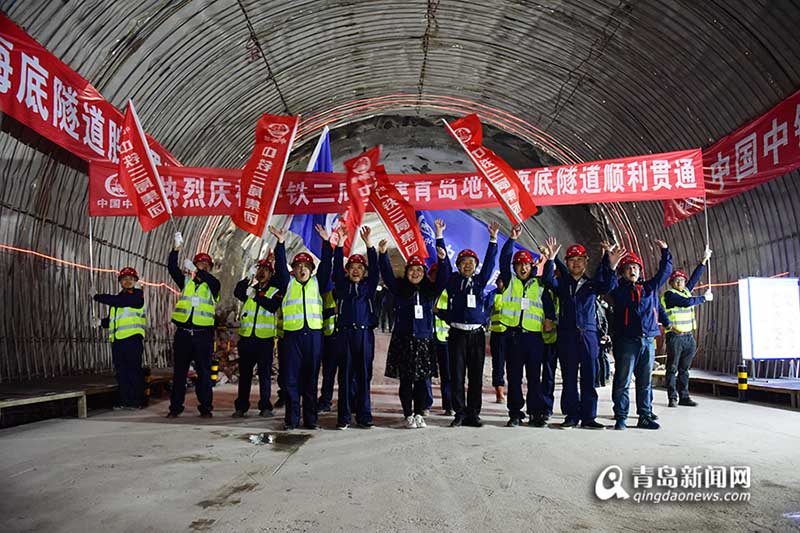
[
  {"left": 521, "top": 298, "right": 530, "bottom": 310},
  {"left": 467, "top": 294, "right": 477, "bottom": 308},
  {"left": 191, "top": 296, "right": 200, "bottom": 307},
  {"left": 414, "top": 304, "right": 424, "bottom": 319}
]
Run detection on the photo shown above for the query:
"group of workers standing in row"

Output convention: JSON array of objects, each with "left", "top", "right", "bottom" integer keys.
[{"left": 93, "top": 221, "right": 713, "bottom": 431}]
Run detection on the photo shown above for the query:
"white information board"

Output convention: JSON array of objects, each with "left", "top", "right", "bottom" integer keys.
[{"left": 738, "top": 277, "right": 800, "bottom": 360}]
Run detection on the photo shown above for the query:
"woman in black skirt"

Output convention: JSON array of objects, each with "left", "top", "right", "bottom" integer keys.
[{"left": 379, "top": 218, "right": 450, "bottom": 429}]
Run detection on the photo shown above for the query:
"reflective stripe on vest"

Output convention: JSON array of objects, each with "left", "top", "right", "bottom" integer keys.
[
  {"left": 322, "top": 291, "right": 337, "bottom": 337},
  {"left": 239, "top": 286, "right": 279, "bottom": 339},
  {"left": 109, "top": 305, "right": 146, "bottom": 342},
  {"left": 542, "top": 290, "right": 559, "bottom": 345},
  {"left": 662, "top": 288, "right": 696, "bottom": 333},
  {"left": 499, "top": 277, "right": 544, "bottom": 332},
  {"left": 171, "top": 279, "right": 219, "bottom": 326},
  {"left": 434, "top": 290, "right": 449, "bottom": 342},
  {"left": 489, "top": 292, "right": 506, "bottom": 333},
  {"left": 282, "top": 277, "right": 323, "bottom": 331}
]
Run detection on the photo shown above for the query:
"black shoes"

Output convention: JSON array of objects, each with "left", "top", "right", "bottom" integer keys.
[
  {"left": 450, "top": 416, "right": 464, "bottom": 427},
  {"left": 462, "top": 417, "right": 483, "bottom": 427},
  {"left": 199, "top": 412, "right": 213, "bottom": 418},
  {"left": 357, "top": 421, "right": 374, "bottom": 429},
  {"left": 166, "top": 411, "right": 179, "bottom": 419},
  {"left": 529, "top": 416, "right": 547, "bottom": 428},
  {"left": 506, "top": 418, "right": 521, "bottom": 427},
  {"left": 259, "top": 409, "right": 274, "bottom": 418},
  {"left": 232, "top": 410, "right": 246, "bottom": 418},
  {"left": 303, "top": 423, "right": 320, "bottom": 430},
  {"left": 580, "top": 420, "right": 605, "bottom": 430},
  {"left": 283, "top": 423, "right": 296, "bottom": 431},
  {"left": 668, "top": 399, "right": 677, "bottom": 408},
  {"left": 637, "top": 418, "right": 660, "bottom": 430},
  {"left": 560, "top": 418, "right": 578, "bottom": 429},
  {"left": 678, "top": 398, "right": 698, "bottom": 407}
]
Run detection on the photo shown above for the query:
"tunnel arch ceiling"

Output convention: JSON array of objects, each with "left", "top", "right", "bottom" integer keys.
[{"left": 1, "top": 0, "right": 799, "bottom": 380}]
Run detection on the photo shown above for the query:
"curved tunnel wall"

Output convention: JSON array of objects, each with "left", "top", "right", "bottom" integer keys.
[{"left": 1, "top": 1, "right": 799, "bottom": 381}]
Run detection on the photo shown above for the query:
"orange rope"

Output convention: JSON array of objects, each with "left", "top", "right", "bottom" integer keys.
[
  {"left": 0, "top": 244, "right": 180, "bottom": 295},
  {"left": 694, "top": 271, "right": 790, "bottom": 290}
]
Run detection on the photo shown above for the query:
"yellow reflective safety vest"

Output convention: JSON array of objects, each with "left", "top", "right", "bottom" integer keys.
[
  {"left": 282, "top": 277, "right": 323, "bottom": 331},
  {"left": 322, "top": 291, "right": 337, "bottom": 337},
  {"left": 239, "top": 286, "right": 279, "bottom": 339},
  {"left": 108, "top": 304, "right": 146, "bottom": 342},
  {"left": 499, "top": 276, "right": 544, "bottom": 332},
  {"left": 172, "top": 278, "right": 219, "bottom": 327},
  {"left": 489, "top": 292, "right": 506, "bottom": 333},
  {"left": 434, "top": 290, "right": 449, "bottom": 342},
  {"left": 661, "top": 288, "right": 696, "bottom": 333},
  {"left": 542, "top": 290, "right": 559, "bottom": 345}
]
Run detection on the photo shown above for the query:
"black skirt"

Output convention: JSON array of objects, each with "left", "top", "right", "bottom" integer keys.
[{"left": 384, "top": 334, "right": 438, "bottom": 382}]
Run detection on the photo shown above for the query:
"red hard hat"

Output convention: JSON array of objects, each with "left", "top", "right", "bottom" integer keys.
[
  {"left": 118, "top": 267, "right": 138, "bottom": 280},
  {"left": 256, "top": 258, "right": 274, "bottom": 270},
  {"left": 618, "top": 252, "right": 643, "bottom": 272},
  {"left": 427, "top": 262, "right": 439, "bottom": 275},
  {"left": 346, "top": 254, "right": 367, "bottom": 267},
  {"left": 406, "top": 255, "right": 427, "bottom": 270},
  {"left": 456, "top": 249, "right": 479, "bottom": 265},
  {"left": 565, "top": 244, "right": 587, "bottom": 259},
  {"left": 512, "top": 250, "right": 534, "bottom": 265},
  {"left": 292, "top": 252, "right": 315, "bottom": 268},
  {"left": 669, "top": 270, "right": 688, "bottom": 283},
  {"left": 193, "top": 253, "right": 214, "bottom": 267}
]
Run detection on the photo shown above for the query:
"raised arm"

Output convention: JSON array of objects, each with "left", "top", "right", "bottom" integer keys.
[
  {"left": 541, "top": 237, "right": 561, "bottom": 290},
  {"left": 363, "top": 227, "right": 379, "bottom": 295},
  {"left": 645, "top": 240, "right": 673, "bottom": 292},
  {"left": 378, "top": 239, "right": 399, "bottom": 295},
  {"left": 168, "top": 250, "right": 184, "bottom": 289},
  {"left": 433, "top": 237, "right": 451, "bottom": 294},
  {"left": 233, "top": 278, "right": 250, "bottom": 303},
  {"left": 686, "top": 262, "right": 706, "bottom": 292},
  {"left": 268, "top": 225, "right": 290, "bottom": 292},
  {"left": 476, "top": 222, "right": 500, "bottom": 286},
  {"left": 500, "top": 225, "right": 521, "bottom": 289},
  {"left": 314, "top": 223, "right": 334, "bottom": 288}
]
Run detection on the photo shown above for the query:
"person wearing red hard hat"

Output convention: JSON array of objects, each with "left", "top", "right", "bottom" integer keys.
[
  {"left": 328, "top": 224, "right": 380, "bottom": 429},
  {"left": 232, "top": 253, "right": 282, "bottom": 419},
  {"left": 661, "top": 247, "right": 713, "bottom": 408},
  {"left": 268, "top": 224, "right": 333, "bottom": 430},
  {"left": 541, "top": 237, "right": 625, "bottom": 429},
  {"left": 93, "top": 267, "right": 146, "bottom": 409},
  {"left": 607, "top": 238, "right": 673, "bottom": 431},
  {"left": 497, "top": 225, "right": 552, "bottom": 428},
  {"left": 166, "top": 231, "right": 221, "bottom": 419},
  {"left": 380, "top": 218, "right": 450, "bottom": 429},
  {"left": 442, "top": 221, "right": 501, "bottom": 428}
]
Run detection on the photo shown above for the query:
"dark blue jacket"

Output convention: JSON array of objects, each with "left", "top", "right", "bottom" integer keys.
[
  {"left": 541, "top": 254, "right": 614, "bottom": 333},
  {"left": 334, "top": 246, "right": 379, "bottom": 328},
  {"left": 444, "top": 241, "right": 497, "bottom": 325},
  {"left": 662, "top": 263, "right": 707, "bottom": 309},
  {"left": 379, "top": 238, "right": 450, "bottom": 338},
  {"left": 168, "top": 250, "right": 220, "bottom": 329},
  {"left": 657, "top": 302, "right": 671, "bottom": 329},
  {"left": 608, "top": 248, "right": 673, "bottom": 339},
  {"left": 94, "top": 288, "right": 144, "bottom": 309}
]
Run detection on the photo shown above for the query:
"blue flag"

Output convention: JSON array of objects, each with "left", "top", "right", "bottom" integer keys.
[
  {"left": 416, "top": 209, "right": 536, "bottom": 294},
  {"left": 288, "top": 128, "right": 336, "bottom": 258}
]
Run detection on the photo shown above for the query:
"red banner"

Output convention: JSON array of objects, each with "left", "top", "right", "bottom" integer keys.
[
  {"left": 445, "top": 114, "right": 539, "bottom": 223},
  {"left": 116, "top": 101, "right": 171, "bottom": 232},
  {"left": 231, "top": 114, "right": 299, "bottom": 237},
  {"left": 371, "top": 166, "right": 428, "bottom": 261},
  {"left": 664, "top": 89, "right": 800, "bottom": 226},
  {"left": 340, "top": 146, "right": 381, "bottom": 255},
  {"left": 0, "top": 14, "right": 179, "bottom": 166},
  {"left": 89, "top": 148, "right": 704, "bottom": 216}
]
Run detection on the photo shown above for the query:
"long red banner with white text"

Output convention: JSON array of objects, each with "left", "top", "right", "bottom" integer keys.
[
  {"left": 89, "top": 148, "right": 703, "bottom": 217},
  {"left": 0, "top": 13, "right": 179, "bottom": 166},
  {"left": 663, "top": 89, "right": 800, "bottom": 226}
]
